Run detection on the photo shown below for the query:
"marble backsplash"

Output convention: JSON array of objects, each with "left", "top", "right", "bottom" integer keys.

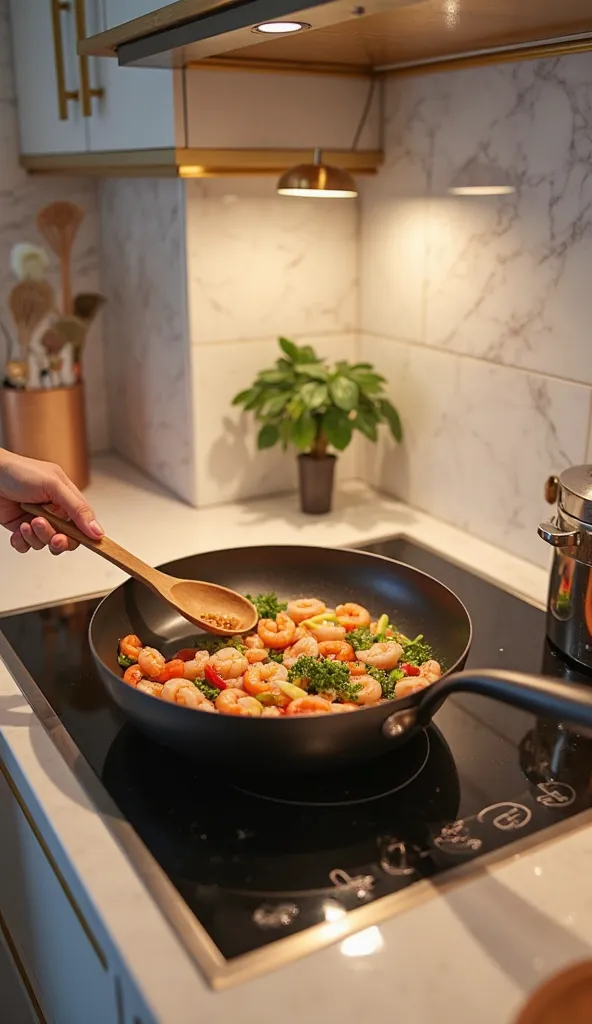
[
  {"left": 0, "top": 0, "right": 108, "bottom": 453},
  {"left": 359, "top": 54, "right": 592, "bottom": 567}
]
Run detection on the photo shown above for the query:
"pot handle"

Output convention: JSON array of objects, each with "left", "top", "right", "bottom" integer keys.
[{"left": 382, "top": 670, "right": 592, "bottom": 739}]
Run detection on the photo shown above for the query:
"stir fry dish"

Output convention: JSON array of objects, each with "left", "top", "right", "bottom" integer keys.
[{"left": 116, "top": 593, "right": 442, "bottom": 718}]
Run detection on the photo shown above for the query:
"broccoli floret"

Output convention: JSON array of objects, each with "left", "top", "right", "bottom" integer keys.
[
  {"left": 365, "top": 665, "right": 404, "bottom": 700},
  {"left": 194, "top": 679, "right": 220, "bottom": 703},
  {"left": 245, "top": 592, "right": 287, "bottom": 619},
  {"left": 267, "top": 649, "right": 284, "bottom": 664},
  {"left": 287, "top": 655, "right": 361, "bottom": 702},
  {"left": 400, "top": 635, "right": 434, "bottom": 667},
  {"left": 348, "top": 627, "right": 375, "bottom": 652},
  {"left": 193, "top": 635, "right": 246, "bottom": 655},
  {"left": 117, "top": 640, "right": 137, "bottom": 669}
]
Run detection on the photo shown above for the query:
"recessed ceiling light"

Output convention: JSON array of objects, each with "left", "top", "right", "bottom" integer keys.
[
  {"left": 448, "top": 157, "right": 515, "bottom": 197},
  {"left": 253, "top": 21, "right": 311, "bottom": 34}
]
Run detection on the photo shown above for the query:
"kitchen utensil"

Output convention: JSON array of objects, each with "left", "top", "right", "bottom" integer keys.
[
  {"left": 52, "top": 316, "right": 87, "bottom": 366},
  {"left": 8, "top": 280, "right": 55, "bottom": 366},
  {"left": 515, "top": 961, "right": 592, "bottom": 1023},
  {"left": 1, "top": 383, "right": 90, "bottom": 488},
  {"left": 73, "top": 292, "right": 106, "bottom": 325},
  {"left": 539, "top": 464, "right": 592, "bottom": 669},
  {"left": 21, "top": 505, "right": 257, "bottom": 637},
  {"left": 36, "top": 202, "right": 84, "bottom": 315},
  {"left": 4, "top": 360, "right": 28, "bottom": 388},
  {"left": 86, "top": 545, "right": 592, "bottom": 770}
]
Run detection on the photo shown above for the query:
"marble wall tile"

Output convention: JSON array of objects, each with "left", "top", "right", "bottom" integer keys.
[
  {"left": 99, "top": 179, "right": 195, "bottom": 503},
  {"left": 422, "top": 56, "right": 592, "bottom": 383},
  {"left": 192, "top": 333, "right": 360, "bottom": 507},
  {"left": 360, "top": 335, "right": 591, "bottom": 567},
  {"left": 185, "top": 179, "right": 358, "bottom": 345},
  {"left": 0, "top": 0, "right": 108, "bottom": 453}
]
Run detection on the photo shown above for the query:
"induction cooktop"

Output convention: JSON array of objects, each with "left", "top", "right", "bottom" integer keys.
[{"left": 2, "top": 538, "right": 591, "bottom": 989}]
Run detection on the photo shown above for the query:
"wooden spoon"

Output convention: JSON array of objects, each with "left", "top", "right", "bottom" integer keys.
[{"left": 21, "top": 503, "right": 258, "bottom": 637}]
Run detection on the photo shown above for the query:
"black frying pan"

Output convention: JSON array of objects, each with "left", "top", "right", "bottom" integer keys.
[{"left": 90, "top": 545, "right": 592, "bottom": 771}]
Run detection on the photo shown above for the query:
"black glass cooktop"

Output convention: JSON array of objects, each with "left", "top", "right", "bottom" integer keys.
[{"left": 2, "top": 539, "right": 592, "bottom": 967}]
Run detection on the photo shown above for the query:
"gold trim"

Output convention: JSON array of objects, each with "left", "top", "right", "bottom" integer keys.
[
  {"left": 51, "top": 0, "right": 79, "bottom": 120},
  {"left": 385, "top": 34, "right": 592, "bottom": 76},
  {"left": 0, "top": 759, "right": 108, "bottom": 971},
  {"left": 0, "top": 906, "right": 47, "bottom": 1023},
  {"left": 74, "top": 0, "right": 105, "bottom": 116},
  {"left": 190, "top": 57, "right": 372, "bottom": 77},
  {"left": 20, "top": 147, "right": 382, "bottom": 177}
]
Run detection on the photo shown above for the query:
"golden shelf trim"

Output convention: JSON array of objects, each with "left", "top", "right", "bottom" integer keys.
[
  {"left": 21, "top": 148, "right": 383, "bottom": 178},
  {"left": 384, "top": 32, "right": 592, "bottom": 76}
]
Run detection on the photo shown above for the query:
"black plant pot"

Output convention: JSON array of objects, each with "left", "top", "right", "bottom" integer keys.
[{"left": 298, "top": 453, "right": 336, "bottom": 515}]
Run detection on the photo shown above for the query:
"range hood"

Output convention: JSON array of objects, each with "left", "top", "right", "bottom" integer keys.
[{"left": 79, "top": 0, "right": 592, "bottom": 74}]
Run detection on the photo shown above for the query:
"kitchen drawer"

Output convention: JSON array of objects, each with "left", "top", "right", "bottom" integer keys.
[{"left": 0, "top": 760, "right": 117, "bottom": 1024}]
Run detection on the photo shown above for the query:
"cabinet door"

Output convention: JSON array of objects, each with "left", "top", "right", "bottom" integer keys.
[
  {"left": 86, "top": 0, "right": 177, "bottom": 152},
  {"left": 10, "top": 0, "right": 86, "bottom": 154},
  {"left": 0, "top": 763, "right": 118, "bottom": 1024}
]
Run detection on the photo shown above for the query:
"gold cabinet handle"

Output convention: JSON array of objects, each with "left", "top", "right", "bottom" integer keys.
[
  {"left": 74, "top": 0, "right": 104, "bottom": 117},
  {"left": 50, "top": 0, "right": 79, "bottom": 120}
]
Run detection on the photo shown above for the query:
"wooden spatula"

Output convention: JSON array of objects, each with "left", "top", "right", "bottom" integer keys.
[{"left": 21, "top": 503, "right": 258, "bottom": 637}]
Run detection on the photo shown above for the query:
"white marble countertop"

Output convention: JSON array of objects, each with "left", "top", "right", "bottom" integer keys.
[{"left": 3, "top": 453, "right": 587, "bottom": 1024}]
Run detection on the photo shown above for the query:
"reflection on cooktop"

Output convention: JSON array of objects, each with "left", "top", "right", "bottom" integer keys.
[{"left": 2, "top": 538, "right": 592, "bottom": 968}]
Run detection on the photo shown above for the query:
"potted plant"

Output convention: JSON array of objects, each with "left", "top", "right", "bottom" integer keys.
[{"left": 232, "top": 337, "right": 403, "bottom": 514}]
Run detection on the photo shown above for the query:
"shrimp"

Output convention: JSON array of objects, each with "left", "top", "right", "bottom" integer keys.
[
  {"left": 285, "top": 696, "right": 333, "bottom": 716},
  {"left": 286, "top": 598, "right": 326, "bottom": 624},
  {"left": 245, "top": 634, "right": 265, "bottom": 650},
  {"left": 348, "top": 661, "right": 368, "bottom": 677},
  {"left": 182, "top": 651, "right": 209, "bottom": 681},
  {"left": 123, "top": 664, "right": 143, "bottom": 687},
  {"left": 308, "top": 620, "right": 346, "bottom": 643},
  {"left": 336, "top": 603, "right": 371, "bottom": 631},
  {"left": 330, "top": 702, "right": 358, "bottom": 714},
  {"left": 356, "top": 641, "right": 403, "bottom": 671},
  {"left": 243, "top": 662, "right": 288, "bottom": 697},
  {"left": 419, "top": 660, "right": 442, "bottom": 683},
  {"left": 294, "top": 624, "right": 313, "bottom": 640},
  {"left": 215, "top": 689, "right": 262, "bottom": 717},
  {"left": 207, "top": 647, "right": 248, "bottom": 681},
  {"left": 395, "top": 678, "right": 430, "bottom": 699},
  {"left": 258, "top": 612, "right": 296, "bottom": 650},
  {"left": 161, "top": 679, "right": 211, "bottom": 710},
  {"left": 283, "top": 636, "right": 319, "bottom": 669},
  {"left": 350, "top": 674, "right": 383, "bottom": 705},
  {"left": 138, "top": 647, "right": 166, "bottom": 680},
  {"left": 318, "top": 640, "right": 354, "bottom": 662},
  {"left": 245, "top": 648, "right": 268, "bottom": 664},
  {"left": 136, "top": 680, "right": 164, "bottom": 698},
  {"left": 261, "top": 706, "right": 283, "bottom": 718},
  {"left": 119, "top": 634, "right": 143, "bottom": 660},
  {"left": 158, "top": 659, "right": 186, "bottom": 683}
]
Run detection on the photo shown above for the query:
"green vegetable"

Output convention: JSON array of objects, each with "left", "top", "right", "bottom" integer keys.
[
  {"left": 278, "top": 680, "right": 309, "bottom": 701},
  {"left": 194, "top": 679, "right": 220, "bottom": 702},
  {"left": 366, "top": 666, "right": 405, "bottom": 700},
  {"left": 193, "top": 635, "right": 247, "bottom": 655},
  {"left": 245, "top": 592, "right": 287, "bottom": 620},
  {"left": 348, "top": 627, "right": 376, "bottom": 652},
  {"left": 299, "top": 612, "right": 339, "bottom": 628},
  {"left": 400, "top": 634, "right": 434, "bottom": 667},
  {"left": 232, "top": 337, "right": 403, "bottom": 458},
  {"left": 267, "top": 650, "right": 284, "bottom": 664},
  {"left": 376, "top": 614, "right": 389, "bottom": 635},
  {"left": 256, "top": 691, "right": 285, "bottom": 707},
  {"left": 117, "top": 652, "right": 135, "bottom": 669},
  {"left": 287, "top": 656, "right": 361, "bottom": 703}
]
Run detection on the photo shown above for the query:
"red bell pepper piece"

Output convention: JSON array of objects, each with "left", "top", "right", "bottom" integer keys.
[
  {"left": 401, "top": 663, "right": 420, "bottom": 676},
  {"left": 204, "top": 663, "right": 227, "bottom": 690}
]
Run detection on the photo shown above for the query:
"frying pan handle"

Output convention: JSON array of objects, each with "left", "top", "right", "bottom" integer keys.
[{"left": 383, "top": 670, "right": 592, "bottom": 738}]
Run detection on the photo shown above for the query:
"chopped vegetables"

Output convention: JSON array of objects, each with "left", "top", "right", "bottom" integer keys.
[
  {"left": 245, "top": 591, "right": 287, "bottom": 620},
  {"left": 399, "top": 634, "right": 434, "bottom": 667},
  {"left": 287, "top": 655, "right": 362, "bottom": 703},
  {"left": 278, "top": 680, "right": 308, "bottom": 701},
  {"left": 348, "top": 627, "right": 376, "bottom": 652},
  {"left": 194, "top": 679, "right": 221, "bottom": 703},
  {"left": 204, "top": 663, "right": 227, "bottom": 690}
]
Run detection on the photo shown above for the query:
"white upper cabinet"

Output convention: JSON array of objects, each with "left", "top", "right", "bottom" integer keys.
[
  {"left": 9, "top": 0, "right": 179, "bottom": 156},
  {"left": 10, "top": 0, "right": 87, "bottom": 154}
]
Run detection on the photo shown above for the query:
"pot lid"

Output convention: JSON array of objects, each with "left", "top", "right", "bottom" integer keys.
[{"left": 558, "top": 465, "right": 592, "bottom": 523}]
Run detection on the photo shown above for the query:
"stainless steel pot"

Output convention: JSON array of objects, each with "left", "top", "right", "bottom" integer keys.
[{"left": 539, "top": 465, "right": 592, "bottom": 669}]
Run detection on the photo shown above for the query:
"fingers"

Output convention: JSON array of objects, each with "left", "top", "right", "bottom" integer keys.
[
  {"left": 46, "top": 470, "right": 103, "bottom": 541},
  {"left": 10, "top": 515, "right": 79, "bottom": 556}
]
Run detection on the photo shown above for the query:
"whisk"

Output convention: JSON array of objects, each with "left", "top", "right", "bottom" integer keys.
[{"left": 36, "top": 202, "right": 84, "bottom": 315}]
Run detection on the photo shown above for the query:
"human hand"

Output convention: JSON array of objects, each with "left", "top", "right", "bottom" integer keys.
[{"left": 0, "top": 448, "right": 104, "bottom": 555}]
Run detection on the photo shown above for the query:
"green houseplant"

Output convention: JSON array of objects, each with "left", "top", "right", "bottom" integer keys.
[{"left": 232, "top": 337, "right": 403, "bottom": 514}]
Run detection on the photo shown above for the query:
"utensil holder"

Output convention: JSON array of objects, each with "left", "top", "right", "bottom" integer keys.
[{"left": 0, "top": 382, "right": 90, "bottom": 489}]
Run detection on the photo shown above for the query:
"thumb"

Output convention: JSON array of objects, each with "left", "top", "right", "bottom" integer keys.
[{"left": 46, "top": 477, "right": 104, "bottom": 541}]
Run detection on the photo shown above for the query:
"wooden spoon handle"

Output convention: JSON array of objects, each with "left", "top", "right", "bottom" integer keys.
[{"left": 21, "top": 503, "right": 169, "bottom": 592}]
